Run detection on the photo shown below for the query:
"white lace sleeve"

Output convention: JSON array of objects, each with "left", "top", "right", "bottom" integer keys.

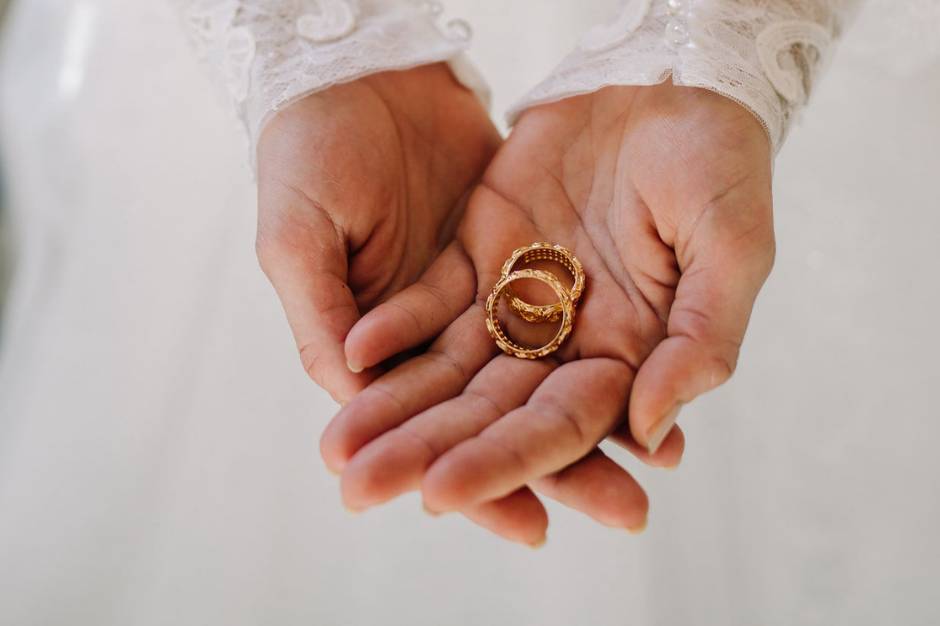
[
  {"left": 174, "top": 0, "right": 485, "bottom": 152},
  {"left": 509, "top": 0, "right": 865, "bottom": 153}
]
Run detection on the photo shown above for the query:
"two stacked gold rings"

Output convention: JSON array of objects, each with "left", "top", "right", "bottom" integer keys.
[{"left": 485, "top": 243, "right": 586, "bottom": 360}]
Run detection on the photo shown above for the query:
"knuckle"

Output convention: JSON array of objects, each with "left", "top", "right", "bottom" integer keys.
[
  {"left": 672, "top": 305, "right": 715, "bottom": 344},
  {"left": 386, "top": 301, "right": 424, "bottom": 336},
  {"left": 599, "top": 477, "right": 649, "bottom": 530},
  {"left": 672, "top": 308, "right": 741, "bottom": 387},
  {"left": 710, "top": 349, "right": 738, "bottom": 386},
  {"left": 299, "top": 341, "right": 327, "bottom": 386},
  {"left": 395, "top": 425, "right": 439, "bottom": 461},
  {"left": 530, "top": 396, "right": 589, "bottom": 452},
  {"left": 596, "top": 358, "right": 635, "bottom": 389}
]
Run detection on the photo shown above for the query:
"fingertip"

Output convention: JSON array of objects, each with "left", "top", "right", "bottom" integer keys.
[
  {"left": 577, "top": 475, "right": 648, "bottom": 532},
  {"left": 628, "top": 513, "right": 648, "bottom": 535},
  {"left": 345, "top": 246, "right": 476, "bottom": 373},
  {"left": 532, "top": 450, "right": 649, "bottom": 531},
  {"left": 659, "top": 425, "right": 685, "bottom": 469},
  {"left": 460, "top": 489, "right": 549, "bottom": 548},
  {"left": 610, "top": 423, "right": 685, "bottom": 469},
  {"left": 421, "top": 460, "right": 472, "bottom": 514},
  {"left": 344, "top": 314, "right": 382, "bottom": 373},
  {"left": 319, "top": 382, "right": 412, "bottom": 476},
  {"left": 420, "top": 479, "right": 454, "bottom": 515},
  {"left": 338, "top": 430, "right": 430, "bottom": 509},
  {"left": 340, "top": 462, "right": 384, "bottom": 512},
  {"left": 304, "top": 344, "right": 376, "bottom": 408},
  {"left": 592, "top": 481, "right": 648, "bottom": 532},
  {"left": 628, "top": 336, "right": 706, "bottom": 449},
  {"left": 331, "top": 375, "right": 371, "bottom": 406},
  {"left": 319, "top": 408, "right": 357, "bottom": 475},
  {"left": 645, "top": 404, "right": 682, "bottom": 455}
]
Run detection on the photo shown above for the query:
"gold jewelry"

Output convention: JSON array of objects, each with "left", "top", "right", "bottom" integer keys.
[
  {"left": 485, "top": 269, "right": 575, "bottom": 360},
  {"left": 500, "top": 242, "right": 585, "bottom": 323}
]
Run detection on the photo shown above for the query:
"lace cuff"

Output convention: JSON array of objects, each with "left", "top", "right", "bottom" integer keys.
[
  {"left": 176, "top": 0, "right": 483, "bottom": 153},
  {"left": 509, "top": 0, "right": 863, "bottom": 153}
]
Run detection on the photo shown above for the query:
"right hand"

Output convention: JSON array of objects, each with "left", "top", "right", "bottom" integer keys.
[{"left": 256, "top": 63, "right": 501, "bottom": 405}]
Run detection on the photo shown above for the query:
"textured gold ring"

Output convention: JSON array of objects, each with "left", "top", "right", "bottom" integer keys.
[
  {"left": 485, "top": 269, "right": 575, "bottom": 360},
  {"left": 500, "top": 242, "right": 585, "bottom": 323}
]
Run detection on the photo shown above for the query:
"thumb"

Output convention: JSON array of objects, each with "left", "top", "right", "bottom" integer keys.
[
  {"left": 631, "top": 187, "right": 775, "bottom": 453},
  {"left": 256, "top": 181, "right": 376, "bottom": 405}
]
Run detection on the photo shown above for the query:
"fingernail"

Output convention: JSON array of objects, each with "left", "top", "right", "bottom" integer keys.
[
  {"left": 423, "top": 503, "right": 441, "bottom": 518},
  {"left": 347, "top": 360, "right": 364, "bottom": 374},
  {"left": 529, "top": 536, "right": 547, "bottom": 549},
  {"left": 326, "top": 465, "right": 340, "bottom": 477},
  {"left": 646, "top": 404, "right": 682, "bottom": 455}
]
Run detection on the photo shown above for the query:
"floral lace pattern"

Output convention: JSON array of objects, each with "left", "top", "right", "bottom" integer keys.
[
  {"left": 508, "top": 0, "right": 864, "bottom": 153},
  {"left": 174, "top": 0, "right": 479, "bottom": 153},
  {"left": 174, "top": 0, "right": 866, "bottom": 159}
]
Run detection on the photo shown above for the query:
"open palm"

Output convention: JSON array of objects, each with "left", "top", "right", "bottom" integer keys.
[
  {"left": 256, "top": 66, "right": 680, "bottom": 545},
  {"left": 321, "top": 83, "right": 775, "bottom": 544}
]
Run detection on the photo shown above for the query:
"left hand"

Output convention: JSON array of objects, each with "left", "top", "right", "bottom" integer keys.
[{"left": 321, "top": 83, "right": 775, "bottom": 542}]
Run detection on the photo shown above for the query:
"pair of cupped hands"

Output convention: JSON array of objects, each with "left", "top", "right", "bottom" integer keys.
[{"left": 256, "top": 63, "right": 775, "bottom": 546}]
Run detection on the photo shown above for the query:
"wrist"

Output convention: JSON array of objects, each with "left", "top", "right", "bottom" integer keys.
[{"left": 508, "top": 0, "right": 855, "bottom": 155}]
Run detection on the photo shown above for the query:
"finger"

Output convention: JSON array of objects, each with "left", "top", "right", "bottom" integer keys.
[
  {"left": 422, "top": 358, "right": 633, "bottom": 512},
  {"left": 607, "top": 423, "right": 685, "bottom": 469},
  {"left": 340, "top": 355, "right": 554, "bottom": 510},
  {"left": 319, "top": 305, "right": 496, "bottom": 473},
  {"left": 532, "top": 449, "right": 649, "bottom": 532},
  {"left": 460, "top": 488, "right": 549, "bottom": 548},
  {"left": 631, "top": 187, "right": 775, "bottom": 453},
  {"left": 255, "top": 183, "right": 376, "bottom": 405},
  {"left": 344, "top": 243, "right": 475, "bottom": 372}
]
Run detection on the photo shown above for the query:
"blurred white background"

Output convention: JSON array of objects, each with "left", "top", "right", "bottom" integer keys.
[{"left": 0, "top": 1, "right": 938, "bottom": 625}]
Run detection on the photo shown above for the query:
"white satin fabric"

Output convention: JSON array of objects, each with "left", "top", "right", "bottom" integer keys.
[{"left": 1, "top": 1, "right": 940, "bottom": 625}]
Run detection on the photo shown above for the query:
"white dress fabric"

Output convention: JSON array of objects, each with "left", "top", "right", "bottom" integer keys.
[
  {"left": 1, "top": 1, "right": 939, "bottom": 625},
  {"left": 173, "top": 0, "right": 489, "bottom": 158},
  {"left": 175, "top": 0, "right": 860, "bottom": 154},
  {"left": 509, "top": 0, "right": 863, "bottom": 151}
]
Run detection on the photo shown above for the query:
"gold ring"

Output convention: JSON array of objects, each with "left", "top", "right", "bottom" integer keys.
[
  {"left": 500, "top": 242, "right": 585, "bottom": 323},
  {"left": 485, "top": 269, "right": 575, "bottom": 360}
]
